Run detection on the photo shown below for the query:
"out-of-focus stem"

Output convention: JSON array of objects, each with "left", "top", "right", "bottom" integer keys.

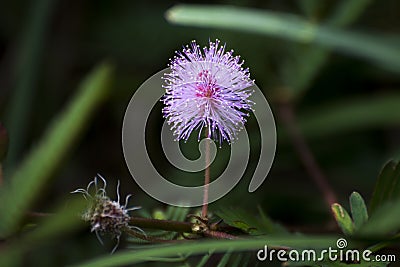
[
  {"left": 0, "top": 164, "right": 3, "bottom": 186},
  {"left": 0, "top": 122, "right": 8, "bottom": 186},
  {"left": 278, "top": 101, "right": 337, "bottom": 208}
]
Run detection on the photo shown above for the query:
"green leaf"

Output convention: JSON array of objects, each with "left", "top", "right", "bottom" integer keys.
[
  {"left": 331, "top": 203, "right": 354, "bottom": 236},
  {"left": 369, "top": 160, "right": 400, "bottom": 214},
  {"left": 349, "top": 192, "right": 368, "bottom": 230},
  {"left": 0, "top": 62, "right": 114, "bottom": 237},
  {"left": 166, "top": 5, "right": 400, "bottom": 71},
  {"left": 73, "top": 235, "right": 339, "bottom": 267}
]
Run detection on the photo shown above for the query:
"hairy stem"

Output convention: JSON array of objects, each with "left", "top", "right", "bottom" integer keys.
[
  {"left": 202, "top": 136, "right": 211, "bottom": 219},
  {"left": 278, "top": 102, "right": 337, "bottom": 208}
]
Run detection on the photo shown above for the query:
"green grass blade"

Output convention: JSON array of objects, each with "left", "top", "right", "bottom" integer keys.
[
  {"left": 73, "top": 236, "right": 339, "bottom": 267},
  {"left": 195, "top": 250, "right": 214, "bottom": 267},
  {"left": 230, "top": 253, "right": 244, "bottom": 267},
  {"left": 166, "top": 5, "right": 400, "bottom": 71},
  {"left": 0, "top": 62, "right": 114, "bottom": 237},
  {"left": 5, "top": 0, "right": 55, "bottom": 170},
  {"left": 325, "top": 0, "right": 372, "bottom": 27},
  {"left": 216, "top": 249, "right": 232, "bottom": 267},
  {"left": 298, "top": 94, "right": 400, "bottom": 139},
  {"left": 286, "top": 0, "right": 371, "bottom": 96},
  {"left": 0, "top": 197, "right": 86, "bottom": 267}
]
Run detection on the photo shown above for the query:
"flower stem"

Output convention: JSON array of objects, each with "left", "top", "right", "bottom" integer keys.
[{"left": 202, "top": 135, "right": 211, "bottom": 219}]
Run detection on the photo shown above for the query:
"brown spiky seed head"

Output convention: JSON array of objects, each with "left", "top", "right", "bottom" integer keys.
[{"left": 83, "top": 196, "right": 130, "bottom": 237}]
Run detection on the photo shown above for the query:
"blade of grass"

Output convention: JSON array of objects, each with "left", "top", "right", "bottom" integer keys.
[
  {"left": 166, "top": 5, "right": 400, "bottom": 72},
  {"left": 285, "top": 0, "right": 372, "bottom": 96},
  {"left": 196, "top": 250, "right": 214, "bottom": 267},
  {"left": 0, "top": 197, "right": 86, "bottom": 267},
  {"left": 5, "top": 0, "right": 55, "bottom": 171},
  {"left": 74, "top": 236, "right": 339, "bottom": 267},
  {"left": 216, "top": 249, "right": 232, "bottom": 267},
  {"left": 298, "top": 93, "right": 400, "bottom": 139},
  {"left": 0, "top": 62, "right": 114, "bottom": 237},
  {"left": 325, "top": 0, "right": 372, "bottom": 27}
]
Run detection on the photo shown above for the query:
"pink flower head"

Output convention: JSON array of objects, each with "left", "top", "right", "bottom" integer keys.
[{"left": 162, "top": 40, "right": 254, "bottom": 145}]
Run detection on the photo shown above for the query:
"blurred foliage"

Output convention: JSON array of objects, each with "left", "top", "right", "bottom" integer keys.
[
  {"left": 0, "top": 0, "right": 399, "bottom": 266},
  {"left": 0, "top": 62, "right": 113, "bottom": 237},
  {"left": 369, "top": 160, "right": 400, "bottom": 213}
]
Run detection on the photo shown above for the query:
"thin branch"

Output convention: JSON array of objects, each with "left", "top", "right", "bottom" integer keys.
[
  {"left": 278, "top": 102, "right": 337, "bottom": 208},
  {"left": 123, "top": 226, "right": 185, "bottom": 243},
  {"left": 203, "top": 230, "right": 238, "bottom": 240},
  {"left": 129, "top": 217, "right": 192, "bottom": 233}
]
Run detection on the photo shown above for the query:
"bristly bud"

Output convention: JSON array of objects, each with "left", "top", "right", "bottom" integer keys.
[
  {"left": 71, "top": 174, "right": 143, "bottom": 253},
  {"left": 83, "top": 193, "right": 130, "bottom": 237}
]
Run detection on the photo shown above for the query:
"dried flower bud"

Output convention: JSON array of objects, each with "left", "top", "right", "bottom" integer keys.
[
  {"left": 71, "top": 174, "right": 142, "bottom": 253},
  {"left": 84, "top": 194, "right": 130, "bottom": 236}
]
